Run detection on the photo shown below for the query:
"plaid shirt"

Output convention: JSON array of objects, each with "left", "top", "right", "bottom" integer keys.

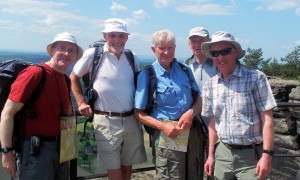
[{"left": 201, "top": 62, "right": 277, "bottom": 145}]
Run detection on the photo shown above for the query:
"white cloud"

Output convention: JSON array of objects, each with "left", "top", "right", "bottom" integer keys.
[
  {"left": 0, "top": 0, "right": 102, "bottom": 36},
  {"left": 258, "top": 0, "right": 300, "bottom": 14},
  {"left": 177, "top": 4, "right": 235, "bottom": 15},
  {"left": 153, "top": 0, "right": 171, "bottom": 8},
  {"left": 110, "top": 2, "right": 127, "bottom": 15},
  {"left": 255, "top": 6, "right": 263, "bottom": 11},
  {"left": 132, "top": 9, "right": 150, "bottom": 20},
  {"left": 295, "top": 7, "right": 300, "bottom": 15},
  {"left": 295, "top": 40, "right": 300, "bottom": 45}
]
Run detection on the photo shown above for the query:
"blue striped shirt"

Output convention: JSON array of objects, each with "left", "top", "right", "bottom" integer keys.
[{"left": 201, "top": 62, "right": 277, "bottom": 145}]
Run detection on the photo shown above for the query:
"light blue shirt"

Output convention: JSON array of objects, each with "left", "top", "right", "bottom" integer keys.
[
  {"left": 135, "top": 59, "right": 200, "bottom": 121},
  {"left": 185, "top": 55, "right": 218, "bottom": 91},
  {"left": 201, "top": 62, "right": 277, "bottom": 145}
]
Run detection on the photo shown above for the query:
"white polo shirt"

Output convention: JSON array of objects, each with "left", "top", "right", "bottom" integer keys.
[{"left": 73, "top": 44, "right": 140, "bottom": 112}]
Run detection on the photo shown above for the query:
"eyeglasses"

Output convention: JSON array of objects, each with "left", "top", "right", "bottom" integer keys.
[
  {"left": 55, "top": 45, "right": 77, "bottom": 56},
  {"left": 210, "top": 48, "right": 233, "bottom": 57}
]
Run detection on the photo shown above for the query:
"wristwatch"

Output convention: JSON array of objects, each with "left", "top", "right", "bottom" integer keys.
[
  {"left": 189, "top": 108, "right": 196, "bottom": 116},
  {"left": 263, "top": 149, "right": 274, "bottom": 156},
  {"left": 1, "top": 147, "right": 14, "bottom": 153}
]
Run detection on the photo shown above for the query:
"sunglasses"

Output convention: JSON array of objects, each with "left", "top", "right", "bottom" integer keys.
[{"left": 210, "top": 48, "right": 233, "bottom": 57}]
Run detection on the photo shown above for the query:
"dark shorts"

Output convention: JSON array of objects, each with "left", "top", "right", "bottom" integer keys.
[{"left": 18, "top": 140, "right": 69, "bottom": 180}]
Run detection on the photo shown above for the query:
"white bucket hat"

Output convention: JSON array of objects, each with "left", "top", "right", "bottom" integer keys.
[
  {"left": 46, "top": 32, "right": 83, "bottom": 61},
  {"left": 201, "top": 31, "right": 245, "bottom": 59},
  {"left": 188, "top": 27, "right": 209, "bottom": 39},
  {"left": 102, "top": 18, "right": 129, "bottom": 34}
]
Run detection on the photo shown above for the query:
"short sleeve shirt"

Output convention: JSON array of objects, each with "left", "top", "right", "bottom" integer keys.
[
  {"left": 135, "top": 59, "right": 200, "bottom": 121},
  {"left": 73, "top": 44, "right": 140, "bottom": 112},
  {"left": 201, "top": 63, "right": 277, "bottom": 145}
]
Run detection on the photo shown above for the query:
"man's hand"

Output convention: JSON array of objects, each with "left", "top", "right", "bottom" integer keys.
[
  {"left": 204, "top": 156, "right": 214, "bottom": 177},
  {"left": 161, "top": 123, "right": 181, "bottom": 139},
  {"left": 2, "top": 152, "right": 17, "bottom": 178},
  {"left": 177, "top": 109, "right": 193, "bottom": 130},
  {"left": 78, "top": 103, "right": 93, "bottom": 117},
  {"left": 256, "top": 153, "right": 272, "bottom": 179}
]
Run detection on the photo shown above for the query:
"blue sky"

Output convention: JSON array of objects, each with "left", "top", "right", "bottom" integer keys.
[{"left": 0, "top": 0, "right": 299, "bottom": 60}]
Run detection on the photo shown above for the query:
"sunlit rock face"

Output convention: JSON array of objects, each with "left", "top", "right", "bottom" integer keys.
[{"left": 269, "top": 78, "right": 300, "bottom": 179}]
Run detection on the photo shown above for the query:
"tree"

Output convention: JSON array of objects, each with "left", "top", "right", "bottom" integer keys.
[
  {"left": 280, "top": 45, "right": 300, "bottom": 79},
  {"left": 243, "top": 48, "right": 264, "bottom": 69}
]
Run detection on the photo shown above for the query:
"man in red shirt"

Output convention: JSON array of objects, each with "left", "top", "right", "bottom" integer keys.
[{"left": 0, "top": 32, "right": 83, "bottom": 179}]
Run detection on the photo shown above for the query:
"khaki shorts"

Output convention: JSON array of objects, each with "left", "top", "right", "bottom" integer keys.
[
  {"left": 214, "top": 141, "right": 263, "bottom": 180},
  {"left": 93, "top": 114, "right": 147, "bottom": 169}
]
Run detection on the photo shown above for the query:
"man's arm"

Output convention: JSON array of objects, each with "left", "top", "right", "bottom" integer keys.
[
  {"left": 134, "top": 109, "right": 181, "bottom": 139},
  {"left": 178, "top": 96, "right": 202, "bottom": 130},
  {"left": 256, "top": 109, "right": 274, "bottom": 179},
  {"left": 204, "top": 116, "right": 218, "bottom": 177},
  {"left": 0, "top": 99, "right": 24, "bottom": 178},
  {"left": 70, "top": 71, "right": 93, "bottom": 117}
]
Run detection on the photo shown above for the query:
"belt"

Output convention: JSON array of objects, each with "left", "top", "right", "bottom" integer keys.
[
  {"left": 25, "top": 135, "right": 59, "bottom": 141},
  {"left": 223, "top": 142, "right": 262, "bottom": 149},
  {"left": 94, "top": 109, "right": 134, "bottom": 117}
]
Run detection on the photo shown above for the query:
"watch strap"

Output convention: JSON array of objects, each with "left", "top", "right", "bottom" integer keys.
[
  {"left": 1, "top": 147, "right": 14, "bottom": 153},
  {"left": 263, "top": 149, "right": 274, "bottom": 156}
]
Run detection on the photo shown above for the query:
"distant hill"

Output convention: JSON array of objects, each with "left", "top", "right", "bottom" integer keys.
[
  {"left": 0, "top": 50, "right": 50, "bottom": 63},
  {"left": 0, "top": 50, "right": 184, "bottom": 75}
]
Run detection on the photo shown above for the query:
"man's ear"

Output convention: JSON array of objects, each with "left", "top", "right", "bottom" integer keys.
[
  {"left": 151, "top": 46, "right": 156, "bottom": 53},
  {"left": 103, "top": 33, "right": 107, "bottom": 40}
]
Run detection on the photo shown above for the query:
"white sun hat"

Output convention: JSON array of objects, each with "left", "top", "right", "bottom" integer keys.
[
  {"left": 102, "top": 18, "right": 129, "bottom": 34},
  {"left": 201, "top": 31, "right": 245, "bottom": 59},
  {"left": 46, "top": 32, "right": 83, "bottom": 61}
]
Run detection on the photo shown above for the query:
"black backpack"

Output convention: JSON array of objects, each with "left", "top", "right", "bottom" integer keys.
[
  {"left": 0, "top": 59, "right": 46, "bottom": 152},
  {"left": 142, "top": 61, "right": 207, "bottom": 146},
  {"left": 80, "top": 40, "right": 136, "bottom": 141}
]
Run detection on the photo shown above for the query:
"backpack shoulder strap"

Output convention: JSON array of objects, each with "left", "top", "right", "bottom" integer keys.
[
  {"left": 25, "top": 64, "right": 46, "bottom": 112},
  {"left": 144, "top": 65, "right": 157, "bottom": 113},
  {"left": 177, "top": 62, "right": 198, "bottom": 103},
  {"left": 124, "top": 49, "right": 135, "bottom": 72},
  {"left": 89, "top": 46, "right": 104, "bottom": 88},
  {"left": 14, "top": 64, "right": 46, "bottom": 152}
]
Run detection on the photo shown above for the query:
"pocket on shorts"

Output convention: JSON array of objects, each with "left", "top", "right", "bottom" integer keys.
[
  {"left": 93, "top": 116, "right": 112, "bottom": 140},
  {"left": 155, "top": 148, "right": 167, "bottom": 167}
]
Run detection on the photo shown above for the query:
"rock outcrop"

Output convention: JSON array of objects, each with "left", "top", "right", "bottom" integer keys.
[{"left": 269, "top": 77, "right": 300, "bottom": 179}]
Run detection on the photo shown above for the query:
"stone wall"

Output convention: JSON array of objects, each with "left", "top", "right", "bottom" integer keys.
[{"left": 269, "top": 78, "right": 300, "bottom": 179}]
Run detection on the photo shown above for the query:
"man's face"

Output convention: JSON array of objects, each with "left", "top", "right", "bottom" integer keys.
[
  {"left": 188, "top": 35, "right": 209, "bottom": 56},
  {"left": 104, "top": 32, "right": 128, "bottom": 57},
  {"left": 151, "top": 40, "right": 176, "bottom": 67},
  {"left": 210, "top": 42, "right": 237, "bottom": 77},
  {"left": 51, "top": 41, "right": 78, "bottom": 72}
]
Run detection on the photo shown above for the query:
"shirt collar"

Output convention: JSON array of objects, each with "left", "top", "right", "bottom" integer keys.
[
  {"left": 153, "top": 58, "right": 178, "bottom": 76},
  {"left": 218, "top": 61, "right": 242, "bottom": 80}
]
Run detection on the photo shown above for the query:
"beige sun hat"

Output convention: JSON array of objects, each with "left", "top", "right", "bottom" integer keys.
[
  {"left": 188, "top": 27, "right": 209, "bottom": 39},
  {"left": 201, "top": 31, "right": 245, "bottom": 59},
  {"left": 46, "top": 32, "right": 83, "bottom": 61},
  {"left": 102, "top": 18, "right": 129, "bottom": 34}
]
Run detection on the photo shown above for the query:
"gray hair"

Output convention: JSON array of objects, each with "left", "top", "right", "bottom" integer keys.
[{"left": 152, "top": 29, "right": 176, "bottom": 47}]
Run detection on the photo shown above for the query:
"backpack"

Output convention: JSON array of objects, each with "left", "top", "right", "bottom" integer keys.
[
  {"left": 80, "top": 40, "right": 136, "bottom": 141},
  {"left": 0, "top": 59, "right": 46, "bottom": 152},
  {"left": 142, "top": 61, "right": 207, "bottom": 146}
]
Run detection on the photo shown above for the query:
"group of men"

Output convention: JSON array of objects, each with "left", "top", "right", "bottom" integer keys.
[{"left": 0, "top": 17, "right": 276, "bottom": 180}]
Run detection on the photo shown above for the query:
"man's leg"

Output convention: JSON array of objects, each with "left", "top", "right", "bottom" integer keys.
[
  {"left": 186, "top": 121, "right": 205, "bottom": 180},
  {"left": 107, "top": 165, "right": 132, "bottom": 180},
  {"left": 121, "top": 165, "right": 132, "bottom": 180},
  {"left": 107, "top": 168, "right": 123, "bottom": 180}
]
